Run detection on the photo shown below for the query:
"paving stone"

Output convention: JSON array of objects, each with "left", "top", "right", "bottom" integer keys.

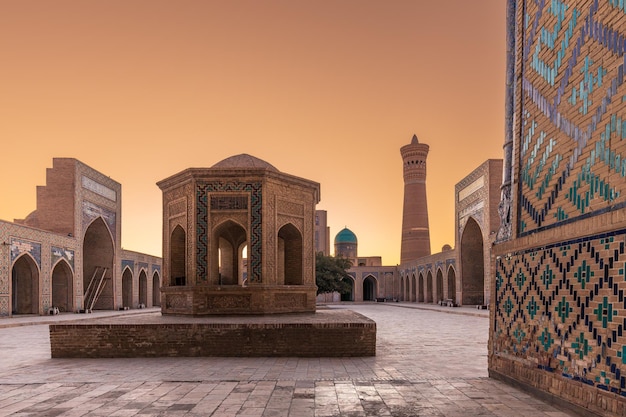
[{"left": 0, "top": 304, "right": 577, "bottom": 416}]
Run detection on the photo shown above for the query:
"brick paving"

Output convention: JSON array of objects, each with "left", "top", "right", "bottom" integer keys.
[{"left": 0, "top": 304, "right": 573, "bottom": 416}]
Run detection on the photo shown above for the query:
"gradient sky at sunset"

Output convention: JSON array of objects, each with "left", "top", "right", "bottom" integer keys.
[{"left": 1, "top": 1, "right": 506, "bottom": 265}]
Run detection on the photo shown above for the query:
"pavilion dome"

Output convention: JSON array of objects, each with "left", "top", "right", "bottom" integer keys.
[
  {"left": 334, "top": 227, "right": 357, "bottom": 244},
  {"left": 212, "top": 154, "right": 279, "bottom": 172}
]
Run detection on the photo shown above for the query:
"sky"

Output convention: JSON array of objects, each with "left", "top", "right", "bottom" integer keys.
[{"left": 0, "top": 1, "right": 506, "bottom": 265}]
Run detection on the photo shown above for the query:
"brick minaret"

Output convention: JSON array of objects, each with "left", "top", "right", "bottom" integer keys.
[{"left": 400, "top": 134, "right": 431, "bottom": 264}]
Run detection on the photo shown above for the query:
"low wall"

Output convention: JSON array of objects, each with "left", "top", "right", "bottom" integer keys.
[{"left": 49, "top": 310, "right": 376, "bottom": 358}]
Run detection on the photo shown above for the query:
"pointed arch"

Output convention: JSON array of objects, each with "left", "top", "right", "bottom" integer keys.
[
  {"left": 461, "top": 217, "right": 484, "bottom": 305},
  {"left": 411, "top": 274, "right": 417, "bottom": 302},
  {"left": 170, "top": 225, "right": 186, "bottom": 286},
  {"left": 278, "top": 223, "right": 303, "bottom": 285},
  {"left": 12, "top": 254, "right": 39, "bottom": 314},
  {"left": 426, "top": 270, "right": 433, "bottom": 303},
  {"left": 52, "top": 259, "right": 73, "bottom": 313},
  {"left": 436, "top": 268, "right": 444, "bottom": 303},
  {"left": 152, "top": 271, "right": 161, "bottom": 306},
  {"left": 213, "top": 220, "right": 247, "bottom": 285},
  {"left": 447, "top": 265, "right": 457, "bottom": 304},
  {"left": 122, "top": 266, "right": 133, "bottom": 309},
  {"left": 418, "top": 273, "right": 424, "bottom": 302},
  {"left": 363, "top": 275, "right": 377, "bottom": 301},
  {"left": 138, "top": 269, "right": 148, "bottom": 307},
  {"left": 83, "top": 217, "right": 114, "bottom": 310},
  {"left": 341, "top": 275, "right": 354, "bottom": 301}
]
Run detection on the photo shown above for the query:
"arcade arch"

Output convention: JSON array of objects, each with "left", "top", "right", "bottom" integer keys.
[
  {"left": 213, "top": 220, "right": 247, "bottom": 285},
  {"left": 278, "top": 223, "right": 303, "bottom": 285},
  {"left": 12, "top": 254, "right": 39, "bottom": 314},
  {"left": 170, "top": 225, "right": 186, "bottom": 286},
  {"left": 447, "top": 266, "right": 457, "bottom": 304},
  {"left": 341, "top": 276, "right": 354, "bottom": 301},
  {"left": 363, "top": 275, "right": 377, "bottom": 301},
  {"left": 152, "top": 271, "right": 161, "bottom": 306},
  {"left": 411, "top": 274, "right": 417, "bottom": 302},
  {"left": 426, "top": 271, "right": 433, "bottom": 303},
  {"left": 52, "top": 259, "right": 73, "bottom": 313},
  {"left": 83, "top": 217, "right": 114, "bottom": 310},
  {"left": 122, "top": 267, "right": 133, "bottom": 309},
  {"left": 418, "top": 273, "right": 424, "bottom": 302},
  {"left": 139, "top": 270, "right": 147, "bottom": 307},
  {"left": 436, "top": 269, "right": 444, "bottom": 303},
  {"left": 461, "top": 217, "right": 484, "bottom": 305}
]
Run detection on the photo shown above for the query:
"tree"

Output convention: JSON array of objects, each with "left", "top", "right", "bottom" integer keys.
[{"left": 315, "top": 252, "right": 353, "bottom": 295}]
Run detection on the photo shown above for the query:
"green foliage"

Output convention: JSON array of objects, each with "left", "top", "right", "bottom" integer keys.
[{"left": 315, "top": 252, "right": 352, "bottom": 295}]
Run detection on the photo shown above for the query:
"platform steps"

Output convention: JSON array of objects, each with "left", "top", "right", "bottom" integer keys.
[{"left": 83, "top": 266, "right": 109, "bottom": 313}]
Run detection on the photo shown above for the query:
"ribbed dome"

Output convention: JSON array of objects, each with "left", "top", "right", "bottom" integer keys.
[
  {"left": 212, "top": 154, "right": 279, "bottom": 172},
  {"left": 334, "top": 227, "right": 357, "bottom": 244}
]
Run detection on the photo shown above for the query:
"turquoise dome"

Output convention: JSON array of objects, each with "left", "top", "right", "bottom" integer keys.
[{"left": 334, "top": 227, "right": 357, "bottom": 244}]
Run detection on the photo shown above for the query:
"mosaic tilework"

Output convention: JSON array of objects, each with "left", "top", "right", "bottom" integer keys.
[
  {"left": 196, "top": 181, "right": 262, "bottom": 283},
  {"left": 121, "top": 260, "right": 134, "bottom": 272},
  {"left": 82, "top": 201, "right": 116, "bottom": 243},
  {"left": 518, "top": 0, "right": 626, "bottom": 235},
  {"left": 51, "top": 247, "right": 74, "bottom": 271},
  {"left": 495, "top": 228, "right": 626, "bottom": 394},
  {"left": 10, "top": 238, "right": 41, "bottom": 269}
]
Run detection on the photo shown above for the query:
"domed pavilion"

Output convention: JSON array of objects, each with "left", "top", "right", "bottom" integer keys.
[{"left": 157, "top": 153, "right": 320, "bottom": 315}]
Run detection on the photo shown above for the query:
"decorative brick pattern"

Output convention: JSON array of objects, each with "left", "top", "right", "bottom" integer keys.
[{"left": 517, "top": 0, "right": 626, "bottom": 236}]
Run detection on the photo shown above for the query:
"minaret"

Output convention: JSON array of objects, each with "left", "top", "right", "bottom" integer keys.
[{"left": 400, "top": 134, "right": 431, "bottom": 264}]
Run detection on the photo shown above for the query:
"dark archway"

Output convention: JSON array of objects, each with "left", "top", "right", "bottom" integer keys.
[
  {"left": 436, "top": 269, "right": 444, "bottom": 303},
  {"left": 213, "top": 220, "right": 247, "bottom": 285},
  {"left": 399, "top": 276, "right": 405, "bottom": 301},
  {"left": 12, "top": 254, "right": 39, "bottom": 314},
  {"left": 278, "top": 223, "right": 303, "bottom": 285},
  {"left": 447, "top": 266, "right": 457, "bottom": 304},
  {"left": 122, "top": 267, "right": 133, "bottom": 308},
  {"left": 341, "top": 277, "right": 354, "bottom": 301},
  {"left": 418, "top": 273, "right": 424, "bottom": 302},
  {"left": 426, "top": 271, "right": 433, "bottom": 303},
  {"left": 461, "top": 217, "right": 485, "bottom": 305},
  {"left": 363, "top": 276, "right": 377, "bottom": 301},
  {"left": 52, "top": 260, "right": 73, "bottom": 313},
  {"left": 139, "top": 270, "right": 148, "bottom": 307},
  {"left": 410, "top": 275, "right": 416, "bottom": 302},
  {"left": 152, "top": 271, "right": 161, "bottom": 306},
  {"left": 170, "top": 225, "right": 186, "bottom": 286},
  {"left": 83, "top": 217, "right": 114, "bottom": 310}
]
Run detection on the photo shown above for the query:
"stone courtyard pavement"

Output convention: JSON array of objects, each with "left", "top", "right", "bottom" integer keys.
[{"left": 0, "top": 304, "right": 574, "bottom": 417}]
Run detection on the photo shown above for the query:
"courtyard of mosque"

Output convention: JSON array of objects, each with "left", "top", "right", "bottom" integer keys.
[{"left": 0, "top": 304, "right": 573, "bottom": 417}]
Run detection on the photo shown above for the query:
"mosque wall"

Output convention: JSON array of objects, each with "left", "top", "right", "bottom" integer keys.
[{"left": 491, "top": 1, "right": 626, "bottom": 414}]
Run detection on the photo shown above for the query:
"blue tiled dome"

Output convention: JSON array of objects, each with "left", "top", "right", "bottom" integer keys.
[{"left": 334, "top": 227, "right": 357, "bottom": 244}]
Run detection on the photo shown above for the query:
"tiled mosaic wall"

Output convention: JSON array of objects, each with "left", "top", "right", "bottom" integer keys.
[
  {"left": 495, "top": 229, "right": 626, "bottom": 394},
  {"left": 517, "top": 0, "right": 626, "bottom": 236}
]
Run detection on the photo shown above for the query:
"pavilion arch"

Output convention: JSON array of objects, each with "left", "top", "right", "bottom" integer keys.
[
  {"left": 411, "top": 274, "right": 417, "bottom": 302},
  {"left": 278, "top": 223, "right": 303, "bottom": 285},
  {"left": 170, "top": 225, "right": 186, "bottom": 286},
  {"left": 51, "top": 259, "right": 73, "bottom": 313},
  {"left": 461, "top": 217, "right": 485, "bottom": 305},
  {"left": 122, "top": 266, "right": 133, "bottom": 309},
  {"left": 152, "top": 271, "right": 161, "bottom": 306},
  {"left": 399, "top": 276, "right": 406, "bottom": 301},
  {"left": 436, "top": 268, "right": 444, "bottom": 303},
  {"left": 447, "top": 265, "right": 457, "bottom": 304},
  {"left": 341, "top": 275, "right": 355, "bottom": 301},
  {"left": 83, "top": 217, "right": 114, "bottom": 310},
  {"left": 12, "top": 253, "right": 40, "bottom": 315},
  {"left": 363, "top": 275, "right": 377, "bottom": 301},
  {"left": 213, "top": 220, "right": 247, "bottom": 285},
  {"left": 418, "top": 273, "right": 424, "bottom": 302},
  {"left": 139, "top": 269, "right": 148, "bottom": 307},
  {"left": 426, "top": 270, "right": 433, "bottom": 303}
]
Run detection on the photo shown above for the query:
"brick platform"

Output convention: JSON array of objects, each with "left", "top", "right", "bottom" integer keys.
[{"left": 49, "top": 309, "right": 376, "bottom": 358}]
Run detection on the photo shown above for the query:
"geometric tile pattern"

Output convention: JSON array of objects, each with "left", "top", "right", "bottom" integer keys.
[
  {"left": 495, "top": 228, "right": 626, "bottom": 394},
  {"left": 517, "top": 0, "right": 626, "bottom": 236},
  {"left": 196, "top": 181, "right": 262, "bottom": 283},
  {"left": 10, "top": 238, "right": 41, "bottom": 269},
  {"left": 51, "top": 246, "right": 74, "bottom": 271}
]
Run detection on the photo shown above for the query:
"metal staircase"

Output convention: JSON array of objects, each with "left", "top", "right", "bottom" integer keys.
[{"left": 83, "top": 266, "right": 108, "bottom": 313}]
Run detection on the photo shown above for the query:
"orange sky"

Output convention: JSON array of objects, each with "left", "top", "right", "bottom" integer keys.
[{"left": 0, "top": 1, "right": 506, "bottom": 265}]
